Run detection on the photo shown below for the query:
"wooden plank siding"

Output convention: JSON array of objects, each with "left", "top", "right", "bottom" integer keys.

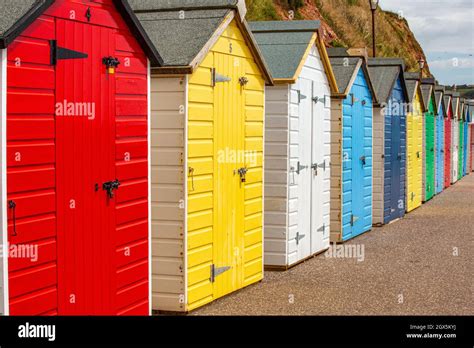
[
  {"left": 372, "top": 106, "right": 385, "bottom": 225},
  {"left": 263, "top": 85, "right": 290, "bottom": 266},
  {"left": 150, "top": 76, "right": 186, "bottom": 312}
]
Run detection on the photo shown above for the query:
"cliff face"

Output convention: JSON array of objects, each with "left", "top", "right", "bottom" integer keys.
[{"left": 245, "top": 0, "right": 430, "bottom": 75}]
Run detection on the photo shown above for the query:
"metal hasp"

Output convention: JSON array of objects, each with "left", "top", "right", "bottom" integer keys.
[
  {"left": 239, "top": 76, "right": 249, "bottom": 86},
  {"left": 360, "top": 155, "right": 367, "bottom": 166},
  {"left": 85, "top": 7, "right": 92, "bottom": 22},
  {"left": 350, "top": 215, "right": 359, "bottom": 226},
  {"left": 312, "top": 95, "right": 327, "bottom": 105},
  {"left": 311, "top": 160, "right": 326, "bottom": 175},
  {"left": 295, "top": 232, "right": 306, "bottom": 245},
  {"left": 317, "top": 224, "right": 326, "bottom": 233},
  {"left": 211, "top": 68, "right": 231, "bottom": 87},
  {"left": 103, "top": 56, "right": 120, "bottom": 69},
  {"left": 296, "top": 161, "right": 308, "bottom": 174},
  {"left": 103, "top": 179, "right": 121, "bottom": 199},
  {"left": 237, "top": 167, "right": 248, "bottom": 183},
  {"left": 50, "top": 40, "right": 88, "bottom": 65},
  {"left": 210, "top": 264, "right": 231, "bottom": 283}
]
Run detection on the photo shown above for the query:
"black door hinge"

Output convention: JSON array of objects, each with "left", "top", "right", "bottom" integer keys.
[{"left": 50, "top": 40, "right": 88, "bottom": 66}]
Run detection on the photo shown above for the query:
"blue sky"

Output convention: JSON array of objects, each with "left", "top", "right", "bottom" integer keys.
[{"left": 380, "top": 0, "right": 474, "bottom": 86}]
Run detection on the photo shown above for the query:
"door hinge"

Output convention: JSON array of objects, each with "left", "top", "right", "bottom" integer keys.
[
  {"left": 211, "top": 68, "right": 231, "bottom": 87},
  {"left": 350, "top": 215, "right": 359, "bottom": 226},
  {"left": 50, "top": 40, "right": 88, "bottom": 66},
  {"left": 296, "top": 161, "right": 308, "bottom": 174},
  {"left": 296, "top": 232, "right": 306, "bottom": 245},
  {"left": 297, "top": 90, "right": 307, "bottom": 103},
  {"left": 210, "top": 264, "right": 231, "bottom": 283}
]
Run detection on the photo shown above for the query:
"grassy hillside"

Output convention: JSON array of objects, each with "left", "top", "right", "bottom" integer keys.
[{"left": 246, "top": 0, "right": 430, "bottom": 75}]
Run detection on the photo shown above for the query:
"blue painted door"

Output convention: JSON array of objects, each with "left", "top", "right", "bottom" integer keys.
[
  {"left": 384, "top": 77, "right": 406, "bottom": 223},
  {"left": 435, "top": 105, "right": 445, "bottom": 193},
  {"left": 342, "top": 69, "right": 373, "bottom": 241}
]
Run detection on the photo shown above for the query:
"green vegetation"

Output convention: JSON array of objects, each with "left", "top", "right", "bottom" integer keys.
[
  {"left": 245, "top": 0, "right": 280, "bottom": 21},
  {"left": 246, "top": 0, "right": 430, "bottom": 74}
]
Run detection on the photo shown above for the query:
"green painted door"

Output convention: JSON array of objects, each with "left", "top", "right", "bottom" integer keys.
[
  {"left": 458, "top": 119, "right": 464, "bottom": 180},
  {"left": 425, "top": 98, "right": 435, "bottom": 201}
]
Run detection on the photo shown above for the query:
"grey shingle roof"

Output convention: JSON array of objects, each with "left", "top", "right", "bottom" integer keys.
[
  {"left": 0, "top": 0, "right": 163, "bottom": 65},
  {"left": 328, "top": 57, "right": 361, "bottom": 95},
  {"left": 131, "top": 1, "right": 272, "bottom": 82},
  {"left": 133, "top": 8, "right": 230, "bottom": 66},
  {"left": 368, "top": 58, "right": 407, "bottom": 104},
  {"left": 420, "top": 85, "right": 431, "bottom": 110},
  {"left": 249, "top": 20, "right": 319, "bottom": 80},
  {"left": 129, "top": 0, "right": 240, "bottom": 11},
  {"left": 0, "top": 0, "right": 52, "bottom": 48}
]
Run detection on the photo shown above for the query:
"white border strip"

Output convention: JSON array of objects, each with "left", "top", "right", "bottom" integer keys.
[
  {"left": 183, "top": 75, "right": 189, "bottom": 309},
  {"left": 147, "top": 59, "right": 152, "bottom": 316},
  {"left": 1, "top": 48, "right": 9, "bottom": 315}
]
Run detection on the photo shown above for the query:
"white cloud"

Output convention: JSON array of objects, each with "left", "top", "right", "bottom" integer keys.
[{"left": 378, "top": 0, "right": 474, "bottom": 84}]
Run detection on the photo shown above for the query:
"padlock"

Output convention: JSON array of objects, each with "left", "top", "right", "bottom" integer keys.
[{"left": 108, "top": 67, "right": 115, "bottom": 74}]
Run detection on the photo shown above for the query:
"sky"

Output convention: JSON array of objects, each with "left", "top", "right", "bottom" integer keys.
[{"left": 379, "top": 0, "right": 474, "bottom": 86}]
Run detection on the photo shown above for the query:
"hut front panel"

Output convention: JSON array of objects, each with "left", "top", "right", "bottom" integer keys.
[
  {"left": 435, "top": 102, "right": 445, "bottom": 194},
  {"left": 444, "top": 105, "right": 452, "bottom": 188},
  {"left": 329, "top": 100, "right": 343, "bottom": 242},
  {"left": 151, "top": 76, "right": 186, "bottom": 312},
  {"left": 5, "top": 1, "right": 150, "bottom": 316},
  {"left": 406, "top": 90, "right": 423, "bottom": 212},
  {"left": 424, "top": 96, "right": 436, "bottom": 201},
  {"left": 452, "top": 117, "right": 459, "bottom": 182},
  {"left": 340, "top": 69, "right": 373, "bottom": 241},
  {"left": 263, "top": 85, "right": 290, "bottom": 267},
  {"left": 186, "top": 20, "right": 265, "bottom": 311},
  {"left": 372, "top": 106, "right": 385, "bottom": 225},
  {"left": 383, "top": 76, "right": 406, "bottom": 223},
  {"left": 458, "top": 119, "right": 464, "bottom": 180},
  {"left": 0, "top": 48, "right": 6, "bottom": 315},
  {"left": 305, "top": 45, "right": 331, "bottom": 255},
  {"left": 463, "top": 118, "right": 468, "bottom": 176}
]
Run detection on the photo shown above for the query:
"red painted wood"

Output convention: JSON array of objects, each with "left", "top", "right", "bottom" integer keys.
[{"left": 6, "top": 0, "right": 149, "bottom": 316}]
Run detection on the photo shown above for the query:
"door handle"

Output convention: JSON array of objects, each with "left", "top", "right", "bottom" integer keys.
[
  {"left": 103, "top": 179, "right": 121, "bottom": 199},
  {"left": 360, "top": 156, "right": 366, "bottom": 166},
  {"left": 397, "top": 154, "right": 402, "bottom": 160}
]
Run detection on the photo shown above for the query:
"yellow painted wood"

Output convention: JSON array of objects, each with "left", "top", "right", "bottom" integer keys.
[
  {"left": 186, "top": 19, "right": 265, "bottom": 310},
  {"left": 407, "top": 89, "right": 424, "bottom": 212}
]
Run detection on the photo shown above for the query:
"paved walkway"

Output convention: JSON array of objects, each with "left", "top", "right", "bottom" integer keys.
[{"left": 192, "top": 174, "right": 474, "bottom": 315}]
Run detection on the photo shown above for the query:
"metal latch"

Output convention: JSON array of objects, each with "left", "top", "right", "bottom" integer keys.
[
  {"left": 239, "top": 76, "right": 249, "bottom": 86},
  {"left": 317, "top": 224, "right": 326, "bottom": 233},
  {"left": 311, "top": 160, "right": 326, "bottom": 175},
  {"left": 296, "top": 232, "right": 306, "bottom": 245},
  {"left": 360, "top": 155, "right": 366, "bottom": 166},
  {"left": 312, "top": 95, "right": 328, "bottom": 105},
  {"left": 103, "top": 56, "right": 120, "bottom": 74},
  {"left": 350, "top": 215, "right": 359, "bottom": 226},
  {"left": 296, "top": 161, "right": 308, "bottom": 175},
  {"left": 411, "top": 192, "right": 415, "bottom": 201},
  {"left": 210, "top": 264, "right": 231, "bottom": 283},
  {"left": 237, "top": 167, "right": 248, "bottom": 183},
  {"left": 297, "top": 90, "right": 307, "bottom": 103},
  {"left": 103, "top": 179, "right": 121, "bottom": 199},
  {"left": 211, "top": 68, "right": 231, "bottom": 87}
]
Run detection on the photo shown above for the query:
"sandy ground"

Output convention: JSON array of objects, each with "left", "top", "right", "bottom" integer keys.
[{"left": 191, "top": 174, "right": 474, "bottom": 316}]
